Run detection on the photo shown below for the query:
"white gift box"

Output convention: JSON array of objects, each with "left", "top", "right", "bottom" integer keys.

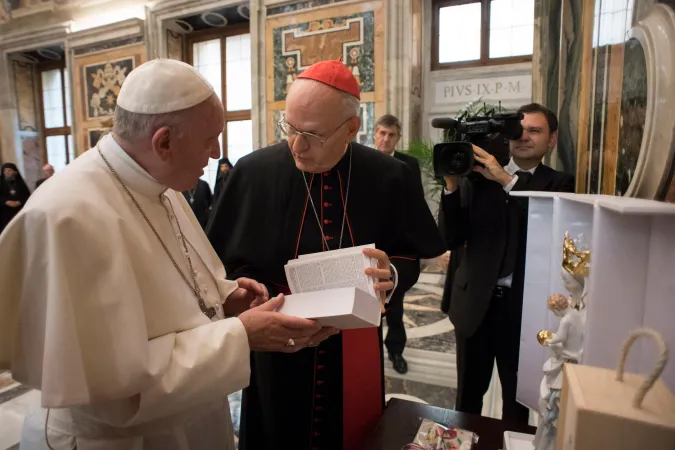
[
  {"left": 276, "top": 287, "right": 382, "bottom": 329},
  {"left": 512, "top": 192, "right": 675, "bottom": 410},
  {"left": 503, "top": 431, "right": 535, "bottom": 450}
]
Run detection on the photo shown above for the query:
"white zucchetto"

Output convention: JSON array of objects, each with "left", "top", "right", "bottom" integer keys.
[{"left": 116, "top": 59, "right": 215, "bottom": 115}]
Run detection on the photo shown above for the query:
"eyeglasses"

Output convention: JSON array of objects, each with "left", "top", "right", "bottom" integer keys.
[{"left": 278, "top": 113, "right": 352, "bottom": 147}]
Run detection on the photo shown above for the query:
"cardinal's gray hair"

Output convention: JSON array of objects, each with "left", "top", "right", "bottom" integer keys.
[{"left": 342, "top": 91, "right": 361, "bottom": 119}]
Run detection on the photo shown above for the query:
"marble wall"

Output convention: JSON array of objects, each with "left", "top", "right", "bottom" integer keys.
[
  {"left": 545, "top": 0, "right": 675, "bottom": 201},
  {"left": 10, "top": 60, "right": 41, "bottom": 188},
  {"left": 264, "top": 0, "right": 385, "bottom": 147}
]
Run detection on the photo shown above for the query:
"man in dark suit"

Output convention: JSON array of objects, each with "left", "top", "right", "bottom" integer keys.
[
  {"left": 374, "top": 114, "right": 422, "bottom": 374},
  {"left": 440, "top": 103, "right": 574, "bottom": 424}
]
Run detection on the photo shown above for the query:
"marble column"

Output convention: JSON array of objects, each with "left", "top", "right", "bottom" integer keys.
[
  {"left": 556, "top": 0, "right": 594, "bottom": 186},
  {"left": 385, "top": 0, "right": 413, "bottom": 147},
  {"left": 533, "top": 0, "right": 562, "bottom": 169},
  {"left": 532, "top": 0, "right": 562, "bottom": 113}
]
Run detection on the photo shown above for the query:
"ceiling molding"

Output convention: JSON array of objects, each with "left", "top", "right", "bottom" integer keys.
[{"left": 68, "top": 17, "right": 145, "bottom": 49}]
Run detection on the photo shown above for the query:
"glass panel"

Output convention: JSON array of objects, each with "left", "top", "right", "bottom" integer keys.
[
  {"left": 41, "top": 69, "right": 64, "bottom": 128},
  {"left": 593, "top": 0, "right": 635, "bottom": 47},
  {"left": 192, "top": 39, "right": 223, "bottom": 101},
  {"left": 64, "top": 68, "right": 72, "bottom": 127},
  {"left": 67, "top": 134, "right": 75, "bottom": 163},
  {"left": 227, "top": 120, "right": 253, "bottom": 165},
  {"left": 225, "top": 33, "right": 252, "bottom": 112},
  {"left": 46, "top": 135, "right": 67, "bottom": 172},
  {"left": 489, "top": 0, "right": 534, "bottom": 58},
  {"left": 200, "top": 134, "right": 223, "bottom": 192},
  {"left": 438, "top": 3, "right": 482, "bottom": 64}
]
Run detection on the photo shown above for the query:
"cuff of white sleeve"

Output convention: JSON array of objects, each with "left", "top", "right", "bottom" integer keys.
[
  {"left": 503, "top": 174, "right": 519, "bottom": 192},
  {"left": 384, "top": 263, "right": 399, "bottom": 304}
]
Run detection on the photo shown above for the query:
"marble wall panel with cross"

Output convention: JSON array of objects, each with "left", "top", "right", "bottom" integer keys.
[{"left": 265, "top": 1, "right": 385, "bottom": 147}]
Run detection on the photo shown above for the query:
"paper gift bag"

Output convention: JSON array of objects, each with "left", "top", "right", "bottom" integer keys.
[{"left": 557, "top": 328, "right": 675, "bottom": 450}]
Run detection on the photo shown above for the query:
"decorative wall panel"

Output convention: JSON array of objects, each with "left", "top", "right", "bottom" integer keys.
[
  {"left": 265, "top": 1, "right": 384, "bottom": 146},
  {"left": 12, "top": 61, "right": 38, "bottom": 132},
  {"left": 73, "top": 42, "right": 146, "bottom": 154},
  {"left": 166, "top": 29, "right": 184, "bottom": 61}
]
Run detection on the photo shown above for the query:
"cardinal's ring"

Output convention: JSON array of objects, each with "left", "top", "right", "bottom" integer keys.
[{"left": 286, "top": 338, "right": 295, "bottom": 347}]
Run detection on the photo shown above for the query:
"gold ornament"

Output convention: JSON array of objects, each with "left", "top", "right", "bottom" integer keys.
[
  {"left": 537, "top": 330, "right": 553, "bottom": 346},
  {"left": 562, "top": 231, "right": 591, "bottom": 277}
]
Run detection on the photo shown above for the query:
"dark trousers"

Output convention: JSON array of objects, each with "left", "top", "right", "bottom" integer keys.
[
  {"left": 384, "top": 290, "right": 406, "bottom": 355},
  {"left": 455, "top": 286, "right": 529, "bottom": 424}
]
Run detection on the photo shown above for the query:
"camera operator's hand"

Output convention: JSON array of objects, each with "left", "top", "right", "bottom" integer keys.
[
  {"left": 472, "top": 145, "right": 514, "bottom": 187},
  {"left": 443, "top": 175, "right": 460, "bottom": 192}
]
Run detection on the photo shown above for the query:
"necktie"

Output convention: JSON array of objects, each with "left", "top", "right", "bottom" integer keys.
[{"left": 515, "top": 170, "right": 533, "bottom": 185}]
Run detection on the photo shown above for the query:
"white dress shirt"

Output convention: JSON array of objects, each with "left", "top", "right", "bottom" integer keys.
[{"left": 443, "top": 158, "right": 539, "bottom": 288}]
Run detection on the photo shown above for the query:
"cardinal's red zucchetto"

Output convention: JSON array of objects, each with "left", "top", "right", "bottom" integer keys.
[{"left": 296, "top": 59, "right": 360, "bottom": 100}]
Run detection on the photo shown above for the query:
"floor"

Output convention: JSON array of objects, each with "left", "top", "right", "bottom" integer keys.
[{"left": 0, "top": 269, "right": 514, "bottom": 449}]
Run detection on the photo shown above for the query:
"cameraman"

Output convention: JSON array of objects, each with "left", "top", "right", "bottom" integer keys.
[{"left": 440, "top": 103, "right": 574, "bottom": 424}]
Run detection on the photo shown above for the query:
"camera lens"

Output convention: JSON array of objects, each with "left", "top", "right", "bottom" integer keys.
[
  {"left": 449, "top": 152, "right": 467, "bottom": 172},
  {"left": 433, "top": 142, "right": 475, "bottom": 177}
]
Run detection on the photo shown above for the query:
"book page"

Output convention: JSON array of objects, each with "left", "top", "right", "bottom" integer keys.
[
  {"left": 296, "top": 243, "right": 375, "bottom": 261},
  {"left": 285, "top": 245, "right": 377, "bottom": 297}
]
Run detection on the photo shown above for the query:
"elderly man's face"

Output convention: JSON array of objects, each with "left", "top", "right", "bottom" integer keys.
[
  {"left": 156, "top": 95, "right": 224, "bottom": 191},
  {"left": 43, "top": 165, "right": 54, "bottom": 178},
  {"left": 284, "top": 80, "right": 360, "bottom": 173},
  {"left": 374, "top": 125, "right": 400, "bottom": 154}
]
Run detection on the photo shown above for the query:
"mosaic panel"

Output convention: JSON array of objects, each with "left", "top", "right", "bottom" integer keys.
[
  {"left": 271, "top": 11, "right": 375, "bottom": 102},
  {"left": 83, "top": 56, "right": 134, "bottom": 120}
]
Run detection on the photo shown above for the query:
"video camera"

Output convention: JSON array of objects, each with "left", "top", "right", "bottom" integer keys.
[{"left": 431, "top": 107, "right": 524, "bottom": 177}]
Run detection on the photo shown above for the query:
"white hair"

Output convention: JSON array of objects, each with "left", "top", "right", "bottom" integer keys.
[
  {"left": 341, "top": 91, "right": 361, "bottom": 118},
  {"left": 112, "top": 106, "right": 189, "bottom": 142},
  {"left": 112, "top": 95, "right": 219, "bottom": 142}
]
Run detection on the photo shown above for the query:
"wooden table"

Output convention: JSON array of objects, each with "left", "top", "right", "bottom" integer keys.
[{"left": 369, "top": 399, "right": 536, "bottom": 450}]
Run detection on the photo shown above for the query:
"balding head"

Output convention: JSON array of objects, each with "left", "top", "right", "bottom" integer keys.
[
  {"left": 42, "top": 164, "right": 54, "bottom": 178},
  {"left": 284, "top": 79, "right": 361, "bottom": 173}
]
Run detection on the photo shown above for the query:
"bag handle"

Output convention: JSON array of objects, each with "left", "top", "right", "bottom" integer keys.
[{"left": 616, "top": 327, "right": 669, "bottom": 408}]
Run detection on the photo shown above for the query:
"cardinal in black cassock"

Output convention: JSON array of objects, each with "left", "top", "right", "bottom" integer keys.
[{"left": 208, "top": 60, "right": 445, "bottom": 450}]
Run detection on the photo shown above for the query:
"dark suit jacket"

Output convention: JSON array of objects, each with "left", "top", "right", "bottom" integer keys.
[
  {"left": 440, "top": 164, "right": 574, "bottom": 337},
  {"left": 393, "top": 151, "right": 422, "bottom": 188}
]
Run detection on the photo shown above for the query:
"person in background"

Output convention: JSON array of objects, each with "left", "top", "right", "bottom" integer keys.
[
  {"left": 440, "top": 103, "right": 574, "bottom": 424},
  {"left": 373, "top": 114, "right": 423, "bottom": 374},
  {"left": 0, "top": 58, "right": 332, "bottom": 450},
  {"left": 35, "top": 163, "right": 55, "bottom": 189},
  {"left": 208, "top": 60, "right": 445, "bottom": 450},
  {"left": 183, "top": 178, "right": 212, "bottom": 229},
  {"left": 213, "top": 157, "right": 233, "bottom": 203},
  {"left": 0, "top": 162, "right": 30, "bottom": 235}
]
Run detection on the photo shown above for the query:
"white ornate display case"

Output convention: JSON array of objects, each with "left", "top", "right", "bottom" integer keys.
[{"left": 512, "top": 192, "right": 675, "bottom": 410}]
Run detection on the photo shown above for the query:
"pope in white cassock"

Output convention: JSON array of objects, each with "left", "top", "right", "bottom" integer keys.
[{"left": 0, "top": 59, "right": 337, "bottom": 450}]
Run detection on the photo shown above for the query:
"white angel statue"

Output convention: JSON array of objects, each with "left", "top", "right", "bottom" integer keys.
[{"left": 533, "top": 232, "right": 590, "bottom": 450}]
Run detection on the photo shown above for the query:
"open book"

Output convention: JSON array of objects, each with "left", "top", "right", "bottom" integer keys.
[{"left": 284, "top": 244, "right": 378, "bottom": 298}]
